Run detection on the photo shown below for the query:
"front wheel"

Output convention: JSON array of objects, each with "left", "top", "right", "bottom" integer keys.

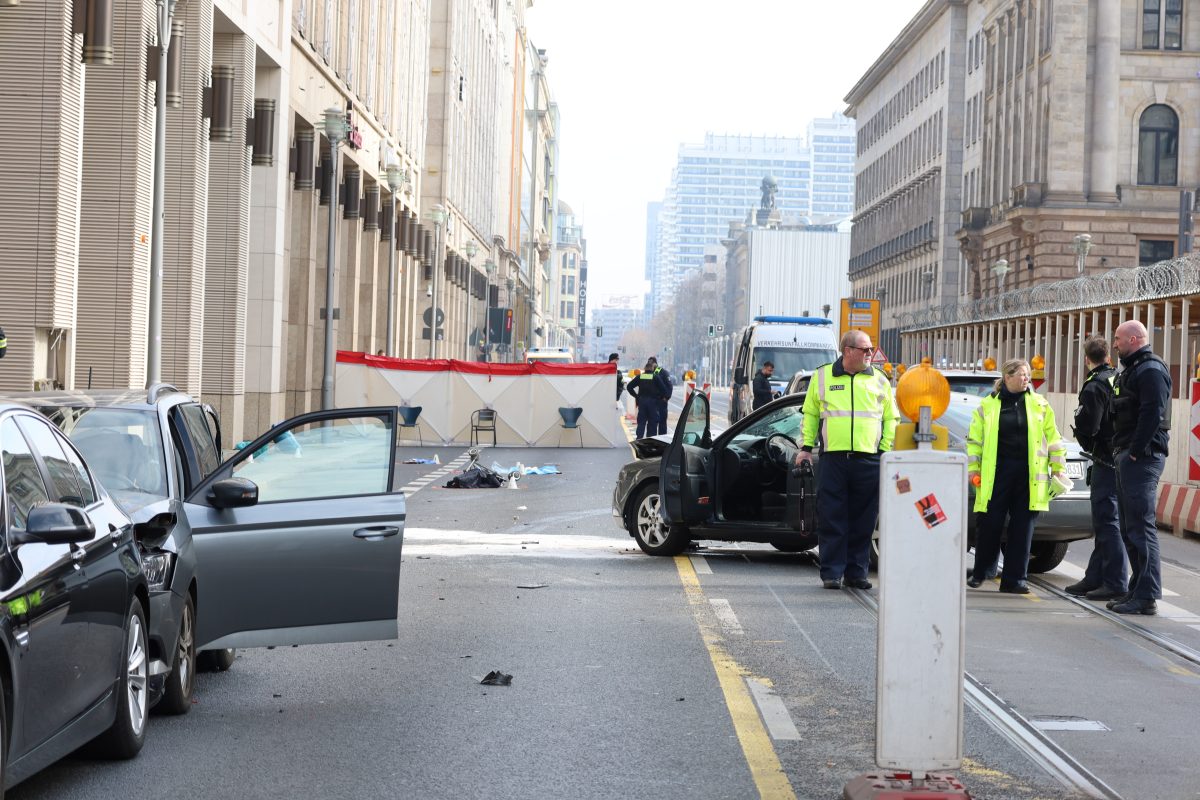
[
  {"left": 1028, "top": 541, "right": 1069, "bottom": 574},
  {"left": 629, "top": 484, "right": 690, "bottom": 556},
  {"left": 155, "top": 595, "right": 195, "bottom": 715},
  {"left": 91, "top": 598, "right": 149, "bottom": 759}
]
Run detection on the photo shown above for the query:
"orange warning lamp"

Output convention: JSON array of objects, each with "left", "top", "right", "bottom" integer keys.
[
  {"left": 920, "top": 356, "right": 932, "bottom": 366},
  {"left": 983, "top": 357, "right": 997, "bottom": 371},
  {"left": 896, "top": 363, "right": 907, "bottom": 377},
  {"left": 1030, "top": 354, "right": 1045, "bottom": 371},
  {"left": 895, "top": 363, "right": 951, "bottom": 423},
  {"left": 882, "top": 362, "right": 893, "bottom": 376}
]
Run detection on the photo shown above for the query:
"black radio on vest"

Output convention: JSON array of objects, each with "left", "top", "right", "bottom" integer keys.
[{"left": 0, "top": 326, "right": 6, "bottom": 359}]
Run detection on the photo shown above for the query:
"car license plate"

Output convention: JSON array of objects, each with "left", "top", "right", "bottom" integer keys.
[{"left": 1066, "top": 462, "right": 1084, "bottom": 480}]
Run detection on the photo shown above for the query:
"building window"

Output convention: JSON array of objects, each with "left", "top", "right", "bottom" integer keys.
[
  {"left": 1137, "top": 105, "right": 1179, "bottom": 185},
  {"left": 1139, "top": 239, "right": 1175, "bottom": 265},
  {"left": 1143, "top": 0, "right": 1183, "bottom": 49}
]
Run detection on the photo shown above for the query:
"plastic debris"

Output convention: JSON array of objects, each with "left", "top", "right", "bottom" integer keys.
[
  {"left": 480, "top": 670, "right": 513, "bottom": 686},
  {"left": 402, "top": 458, "right": 437, "bottom": 464},
  {"left": 517, "top": 583, "right": 548, "bottom": 589},
  {"left": 490, "top": 462, "right": 561, "bottom": 476}
]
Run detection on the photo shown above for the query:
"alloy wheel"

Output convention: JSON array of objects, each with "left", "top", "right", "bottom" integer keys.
[
  {"left": 127, "top": 613, "right": 148, "bottom": 737},
  {"left": 176, "top": 602, "right": 195, "bottom": 697},
  {"left": 636, "top": 493, "right": 669, "bottom": 547}
]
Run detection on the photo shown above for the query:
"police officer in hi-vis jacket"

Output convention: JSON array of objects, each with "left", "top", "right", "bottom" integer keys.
[{"left": 794, "top": 330, "right": 898, "bottom": 591}]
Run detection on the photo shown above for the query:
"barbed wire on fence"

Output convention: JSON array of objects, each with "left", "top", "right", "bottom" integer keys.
[{"left": 897, "top": 254, "right": 1200, "bottom": 331}]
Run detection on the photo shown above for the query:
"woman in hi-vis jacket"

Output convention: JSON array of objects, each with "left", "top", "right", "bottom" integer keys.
[{"left": 966, "top": 358, "right": 1068, "bottom": 593}]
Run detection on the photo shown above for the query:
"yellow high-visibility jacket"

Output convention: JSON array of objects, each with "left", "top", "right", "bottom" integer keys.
[
  {"left": 966, "top": 390, "right": 1066, "bottom": 513},
  {"left": 801, "top": 360, "right": 898, "bottom": 453}
]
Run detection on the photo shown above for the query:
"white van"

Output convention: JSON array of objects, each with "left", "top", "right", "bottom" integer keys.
[
  {"left": 525, "top": 347, "right": 574, "bottom": 365},
  {"left": 729, "top": 316, "right": 837, "bottom": 424}
]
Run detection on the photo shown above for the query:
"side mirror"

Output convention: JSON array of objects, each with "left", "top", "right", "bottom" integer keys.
[
  {"left": 208, "top": 477, "right": 259, "bottom": 510},
  {"left": 734, "top": 368, "right": 747, "bottom": 385},
  {"left": 133, "top": 511, "right": 178, "bottom": 547},
  {"left": 12, "top": 504, "right": 96, "bottom": 546}
]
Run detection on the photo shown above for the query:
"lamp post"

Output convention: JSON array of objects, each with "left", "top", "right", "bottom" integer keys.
[
  {"left": 384, "top": 162, "right": 406, "bottom": 357},
  {"left": 991, "top": 258, "right": 1011, "bottom": 319},
  {"left": 483, "top": 259, "right": 496, "bottom": 361},
  {"left": 147, "top": 0, "right": 179, "bottom": 387},
  {"left": 427, "top": 203, "right": 446, "bottom": 358},
  {"left": 463, "top": 240, "right": 479, "bottom": 360},
  {"left": 1072, "top": 233, "right": 1093, "bottom": 275},
  {"left": 320, "top": 106, "right": 350, "bottom": 411}
]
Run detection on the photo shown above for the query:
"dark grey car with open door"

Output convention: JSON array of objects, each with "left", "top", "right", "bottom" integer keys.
[
  {"left": 179, "top": 407, "right": 405, "bottom": 651},
  {"left": 631, "top": 390, "right": 816, "bottom": 555}
]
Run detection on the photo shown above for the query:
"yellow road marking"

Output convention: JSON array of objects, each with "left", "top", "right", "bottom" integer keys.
[{"left": 674, "top": 555, "right": 797, "bottom": 799}]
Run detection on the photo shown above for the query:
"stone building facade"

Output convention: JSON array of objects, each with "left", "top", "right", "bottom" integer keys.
[
  {"left": 847, "top": 0, "right": 1200, "bottom": 364},
  {"left": 0, "top": 0, "right": 557, "bottom": 441}
]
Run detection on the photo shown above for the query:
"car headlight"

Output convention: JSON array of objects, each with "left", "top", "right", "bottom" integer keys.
[{"left": 142, "top": 551, "right": 176, "bottom": 591}]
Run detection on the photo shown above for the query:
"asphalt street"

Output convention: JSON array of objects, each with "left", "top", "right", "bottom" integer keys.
[{"left": 11, "top": 424, "right": 1200, "bottom": 799}]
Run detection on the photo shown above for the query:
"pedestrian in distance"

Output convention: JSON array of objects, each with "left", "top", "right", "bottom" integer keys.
[
  {"left": 795, "top": 330, "right": 898, "bottom": 590},
  {"left": 627, "top": 356, "right": 667, "bottom": 439},
  {"left": 1065, "top": 337, "right": 1127, "bottom": 601},
  {"left": 655, "top": 362, "right": 673, "bottom": 436},
  {"left": 608, "top": 352, "right": 624, "bottom": 401},
  {"left": 1107, "top": 320, "right": 1171, "bottom": 615},
  {"left": 752, "top": 361, "right": 775, "bottom": 411},
  {"left": 966, "top": 359, "right": 1068, "bottom": 594}
]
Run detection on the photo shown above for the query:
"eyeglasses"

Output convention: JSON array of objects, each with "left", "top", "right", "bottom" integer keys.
[{"left": 849, "top": 346, "right": 874, "bottom": 355}]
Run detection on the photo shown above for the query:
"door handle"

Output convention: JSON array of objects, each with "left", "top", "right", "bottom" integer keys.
[{"left": 353, "top": 526, "right": 400, "bottom": 541}]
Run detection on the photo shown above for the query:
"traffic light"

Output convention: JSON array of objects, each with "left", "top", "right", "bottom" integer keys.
[
  {"left": 596, "top": 326, "right": 603, "bottom": 338},
  {"left": 707, "top": 324, "right": 715, "bottom": 337}
]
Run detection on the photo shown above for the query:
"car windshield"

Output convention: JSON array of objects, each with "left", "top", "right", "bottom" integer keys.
[
  {"left": 946, "top": 378, "right": 995, "bottom": 397},
  {"left": 731, "top": 403, "right": 805, "bottom": 444},
  {"left": 754, "top": 348, "right": 834, "bottom": 380},
  {"left": 37, "top": 406, "right": 168, "bottom": 511}
]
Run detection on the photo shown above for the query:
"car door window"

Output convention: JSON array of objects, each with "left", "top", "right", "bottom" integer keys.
[
  {"left": 681, "top": 395, "right": 709, "bottom": 446},
  {"left": 53, "top": 432, "right": 97, "bottom": 506},
  {"left": 733, "top": 402, "right": 805, "bottom": 443},
  {"left": 17, "top": 418, "right": 88, "bottom": 506},
  {"left": 231, "top": 414, "right": 394, "bottom": 502},
  {"left": 179, "top": 404, "right": 221, "bottom": 479},
  {"left": 1, "top": 417, "right": 51, "bottom": 529}
]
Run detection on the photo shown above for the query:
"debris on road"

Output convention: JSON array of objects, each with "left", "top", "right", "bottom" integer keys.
[
  {"left": 491, "top": 462, "right": 561, "bottom": 475},
  {"left": 402, "top": 457, "right": 438, "bottom": 464},
  {"left": 480, "top": 670, "right": 513, "bottom": 686},
  {"left": 445, "top": 464, "right": 504, "bottom": 489},
  {"left": 517, "top": 583, "right": 548, "bottom": 589}
]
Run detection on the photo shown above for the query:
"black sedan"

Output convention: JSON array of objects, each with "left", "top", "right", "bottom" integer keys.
[
  {"left": 612, "top": 391, "right": 1092, "bottom": 573},
  {"left": 1, "top": 403, "right": 150, "bottom": 791}
]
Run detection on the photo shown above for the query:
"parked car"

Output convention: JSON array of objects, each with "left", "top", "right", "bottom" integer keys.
[
  {"left": 4, "top": 387, "right": 407, "bottom": 716},
  {"left": 785, "top": 369, "right": 1002, "bottom": 399},
  {"left": 1, "top": 402, "right": 151, "bottom": 790},
  {"left": 613, "top": 390, "right": 1091, "bottom": 573}
]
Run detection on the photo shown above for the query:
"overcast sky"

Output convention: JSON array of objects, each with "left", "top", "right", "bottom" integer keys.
[{"left": 524, "top": 0, "right": 929, "bottom": 309}]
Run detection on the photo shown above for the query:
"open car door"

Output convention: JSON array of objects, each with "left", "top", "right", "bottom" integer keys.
[
  {"left": 182, "top": 407, "right": 404, "bottom": 651},
  {"left": 660, "top": 391, "right": 712, "bottom": 526}
]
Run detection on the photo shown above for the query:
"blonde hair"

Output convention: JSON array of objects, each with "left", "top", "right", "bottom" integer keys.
[{"left": 994, "top": 358, "right": 1030, "bottom": 393}]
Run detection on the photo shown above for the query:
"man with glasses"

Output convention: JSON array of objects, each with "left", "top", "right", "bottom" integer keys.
[
  {"left": 1106, "top": 320, "right": 1171, "bottom": 615},
  {"left": 795, "top": 330, "right": 898, "bottom": 590}
]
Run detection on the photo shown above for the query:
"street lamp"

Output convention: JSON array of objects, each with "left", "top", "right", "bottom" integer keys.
[
  {"left": 426, "top": 203, "right": 446, "bottom": 358},
  {"left": 483, "top": 259, "right": 497, "bottom": 361},
  {"left": 147, "top": 0, "right": 179, "bottom": 387},
  {"left": 463, "top": 240, "right": 479, "bottom": 360},
  {"left": 320, "top": 105, "right": 350, "bottom": 411},
  {"left": 1072, "top": 233, "right": 1093, "bottom": 275},
  {"left": 383, "top": 162, "right": 407, "bottom": 357}
]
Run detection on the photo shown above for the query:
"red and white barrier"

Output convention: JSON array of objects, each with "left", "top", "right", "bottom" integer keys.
[{"left": 1190, "top": 381, "right": 1200, "bottom": 481}]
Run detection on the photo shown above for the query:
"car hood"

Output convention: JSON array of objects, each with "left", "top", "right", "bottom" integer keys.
[{"left": 630, "top": 434, "right": 672, "bottom": 459}]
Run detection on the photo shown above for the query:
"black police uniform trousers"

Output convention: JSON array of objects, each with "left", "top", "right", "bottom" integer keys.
[
  {"left": 635, "top": 396, "right": 660, "bottom": 439},
  {"left": 971, "top": 455, "right": 1038, "bottom": 588},
  {"left": 1082, "top": 462, "right": 1127, "bottom": 593},
  {"left": 657, "top": 398, "right": 669, "bottom": 436},
  {"left": 815, "top": 451, "right": 879, "bottom": 581},
  {"left": 1115, "top": 449, "right": 1164, "bottom": 600}
]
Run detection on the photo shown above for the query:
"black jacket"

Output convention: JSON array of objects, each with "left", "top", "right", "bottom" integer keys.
[
  {"left": 752, "top": 370, "right": 774, "bottom": 410},
  {"left": 1073, "top": 364, "right": 1115, "bottom": 464},
  {"left": 627, "top": 370, "right": 668, "bottom": 401},
  {"left": 613, "top": 366, "right": 625, "bottom": 400},
  {"left": 1110, "top": 346, "right": 1171, "bottom": 457}
]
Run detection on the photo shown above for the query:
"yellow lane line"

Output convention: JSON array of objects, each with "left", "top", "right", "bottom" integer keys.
[{"left": 674, "top": 555, "right": 797, "bottom": 800}]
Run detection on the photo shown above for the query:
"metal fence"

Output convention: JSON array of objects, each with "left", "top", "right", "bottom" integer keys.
[{"left": 897, "top": 254, "right": 1200, "bottom": 331}]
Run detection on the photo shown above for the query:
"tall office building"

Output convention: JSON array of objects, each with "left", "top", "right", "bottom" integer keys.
[{"left": 649, "top": 114, "right": 856, "bottom": 314}]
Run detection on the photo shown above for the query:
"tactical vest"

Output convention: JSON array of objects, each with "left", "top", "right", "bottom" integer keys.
[{"left": 1110, "top": 350, "right": 1171, "bottom": 448}]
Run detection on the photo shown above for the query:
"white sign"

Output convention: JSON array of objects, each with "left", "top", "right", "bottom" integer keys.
[{"left": 876, "top": 450, "right": 967, "bottom": 772}]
